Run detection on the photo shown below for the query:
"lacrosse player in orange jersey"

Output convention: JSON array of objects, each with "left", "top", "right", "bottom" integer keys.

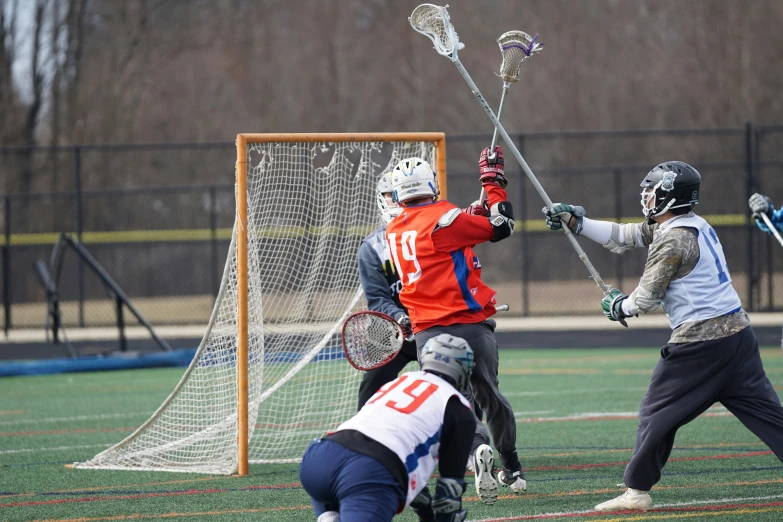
[{"left": 385, "top": 147, "right": 525, "bottom": 504}]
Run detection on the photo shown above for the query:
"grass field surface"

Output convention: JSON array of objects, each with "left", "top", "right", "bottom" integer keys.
[{"left": 2, "top": 347, "right": 783, "bottom": 521}]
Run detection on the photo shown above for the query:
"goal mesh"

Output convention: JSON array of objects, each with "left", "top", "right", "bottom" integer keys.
[{"left": 73, "top": 136, "right": 439, "bottom": 473}]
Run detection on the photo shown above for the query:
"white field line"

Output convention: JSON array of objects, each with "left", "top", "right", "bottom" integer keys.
[
  {"left": 0, "top": 412, "right": 149, "bottom": 426},
  {"left": 655, "top": 493, "right": 783, "bottom": 508},
  {"left": 0, "top": 443, "right": 112, "bottom": 455},
  {"left": 504, "top": 386, "right": 648, "bottom": 397},
  {"left": 6, "top": 374, "right": 179, "bottom": 390},
  {"left": 470, "top": 493, "right": 783, "bottom": 521}
]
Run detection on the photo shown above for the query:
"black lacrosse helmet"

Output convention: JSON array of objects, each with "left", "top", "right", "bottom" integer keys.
[{"left": 640, "top": 161, "right": 701, "bottom": 224}]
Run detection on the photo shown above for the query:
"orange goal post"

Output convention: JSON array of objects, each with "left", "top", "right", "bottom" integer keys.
[{"left": 74, "top": 132, "right": 447, "bottom": 475}]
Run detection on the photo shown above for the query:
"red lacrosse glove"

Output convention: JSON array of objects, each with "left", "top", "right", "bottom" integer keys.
[
  {"left": 478, "top": 146, "right": 507, "bottom": 188},
  {"left": 462, "top": 200, "right": 489, "bottom": 217}
]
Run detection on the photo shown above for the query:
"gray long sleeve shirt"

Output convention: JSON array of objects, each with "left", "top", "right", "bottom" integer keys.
[{"left": 357, "top": 226, "right": 407, "bottom": 320}]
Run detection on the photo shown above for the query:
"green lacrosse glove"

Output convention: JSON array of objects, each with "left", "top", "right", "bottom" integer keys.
[
  {"left": 601, "top": 288, "right": 631, "bottom": 327},
  {"left": 542, "top": 203, "right": 586, "bottom": 235}
]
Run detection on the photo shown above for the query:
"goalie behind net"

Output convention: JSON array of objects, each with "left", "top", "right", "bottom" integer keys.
[{"left": 73, "top": 133, "right": 445, "bottom": 474}]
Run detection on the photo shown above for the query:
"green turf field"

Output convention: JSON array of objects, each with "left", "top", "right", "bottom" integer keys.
[{"left": 2, "top": 347, "right": 783, "bottom": 522}]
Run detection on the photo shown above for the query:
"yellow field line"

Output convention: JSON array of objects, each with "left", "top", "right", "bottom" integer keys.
[
  {"left": 0, "top": 410, "right": 24, "bottom": 416},
  {"left": 2, "top": 214, "right": 749, "bottom": 246}
]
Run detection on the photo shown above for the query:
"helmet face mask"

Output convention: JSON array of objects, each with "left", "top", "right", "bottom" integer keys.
[
  {"left": 391, "top": 157, "right": 439, "bottom": 205},
  {"left": 639, "top": 161, "right": 701, "bottom": 224},
  {"left": 419, "top": 334, "right": 474, "bottom": 392},
  {"left": 376, "top": 172, "right": 402, "bottom": 224}
]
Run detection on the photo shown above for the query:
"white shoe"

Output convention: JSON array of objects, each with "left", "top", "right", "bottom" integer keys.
[
  {"left": 594, "top": 489, "right": 653, "bottom": 512},
  {"left": 473, "top": 444, "right": 498, "bottom": 504},
  {"left": 317, "top": 511, "right": 340, "bottom": 522},
  {"left": 466, "top": 455, "right": 475, "bottom": 473},
  {"left": 498, "top": 468, "right": 527, "bottom": 492}
]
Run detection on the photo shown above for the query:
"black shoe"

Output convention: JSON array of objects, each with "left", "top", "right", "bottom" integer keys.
[{"left": 498, "top": 467, "right": 527, "bottom": 492}]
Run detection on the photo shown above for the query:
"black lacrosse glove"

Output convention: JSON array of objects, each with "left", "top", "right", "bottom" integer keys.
[
  {"left": 432, "top": 477, "right": 467, "bottom": 522},
  {"left": 410, "top": 487, "right": 435, "bottom": 522},
  {"left": 397, "top": 313, "right": 414, "bottom": 341}
]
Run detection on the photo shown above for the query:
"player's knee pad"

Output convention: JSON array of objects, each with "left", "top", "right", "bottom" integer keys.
[
  {"left": 489, "top": 201, "right": 515, "bottom": 243},
  {"left": 317, "top": 511, "right": 340, "bottom": 522}
]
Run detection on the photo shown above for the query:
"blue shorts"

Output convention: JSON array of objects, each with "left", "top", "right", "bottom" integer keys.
[{"left": 299, "top": 438, "right": 406, "bottom": 522}]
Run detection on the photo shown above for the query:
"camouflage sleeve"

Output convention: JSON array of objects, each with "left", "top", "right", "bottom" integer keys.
[
  {"left": 625, "top": 227, "right": 699, "bottom": 314},
  {"left": 601, "top": 221, "right": 656, "bottom": 254}
]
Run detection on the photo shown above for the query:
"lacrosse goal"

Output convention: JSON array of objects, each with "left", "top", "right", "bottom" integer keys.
[{"left": 73, "top": 133, "right": 446, "bottom": 475}]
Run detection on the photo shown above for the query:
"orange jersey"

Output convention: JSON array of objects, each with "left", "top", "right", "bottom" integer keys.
[{"left": 386, "top": 200, "right": 497, "bottom": 332}]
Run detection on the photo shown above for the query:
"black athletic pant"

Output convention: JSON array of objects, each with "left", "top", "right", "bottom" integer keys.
[
  {"left": 357, "top": 340, "right": 418, "bottom": 410},
  {"left": 416, "top": 321, "right": 519, "bottom": 469},
  {"left": 626, "top": 326, "right": 783, "bottom": 491}
]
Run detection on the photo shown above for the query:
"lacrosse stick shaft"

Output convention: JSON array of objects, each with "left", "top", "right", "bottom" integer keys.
[
  {"left": 480, "top": 81, "right": 511, "bottom": 206},
  {"left": 452, "top": 58, "right": 612, "bottom": 296},
  {"left": 488, "top": 82, "right": 510, "bottom": 157},
  {"left": 760, "top": 213, "right": 783, "bottom": 248}
]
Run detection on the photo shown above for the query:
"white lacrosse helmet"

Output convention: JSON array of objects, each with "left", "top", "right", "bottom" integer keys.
[
  {"left": 391, "top": 157, "right": 439, "bottom": 205},
  {"left": 376, "top": 172, "right": 402, "bottom": 224},
  {"left": 420, "top": 334, "right": 474, "bottom": 392}
]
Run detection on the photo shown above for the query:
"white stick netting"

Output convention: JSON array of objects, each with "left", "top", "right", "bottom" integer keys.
[
  {"left": 74, "top": 138, "right": 435, "bottom": 473},
  {"left": 343, "top": 312, "right": 404, "bottom": 371}
]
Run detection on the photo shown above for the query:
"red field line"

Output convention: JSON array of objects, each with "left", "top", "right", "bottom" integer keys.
[
  {"left": 526, "top": 450, "right": 773, "bottom": 472},
  {"left": 477, "top": 501, "right": 783, "bottom": 521},
  {"left": 0, "top": 476, "right": 233, "bottom": 499},
  {"left": 31, "top": 505, "right": 311, "bottom": 522},
  {"left": 28, "top": 501, "right": 783, "bottom": 522},
  {"left": 481, "top": 477, "right": 783, "bottom": 502},
  {"left": 5, "top": 451, "right": 776, "bottom": 508},
  {"left": 1, "top": 484, "right": 301, "bottom": 508}
]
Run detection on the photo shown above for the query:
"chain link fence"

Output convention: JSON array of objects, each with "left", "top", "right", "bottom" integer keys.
[{"left": 1, "top": 126, "right": 781, "bottom": 330}]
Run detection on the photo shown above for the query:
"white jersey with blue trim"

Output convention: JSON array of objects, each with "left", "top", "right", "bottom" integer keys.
[
  {"left": 657, "top": 214, "right": 742, "bottom": 329},
  {"left": 334, "top": 370, "right": 470, "bottom": 507}
]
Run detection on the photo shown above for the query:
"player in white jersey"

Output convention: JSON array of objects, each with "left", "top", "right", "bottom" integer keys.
[
  {"left": 543, "top": 161, "right": 783, "bottom": 512},
  {"left": 299, "top": 334, "right": 477, "bottom": 522}
]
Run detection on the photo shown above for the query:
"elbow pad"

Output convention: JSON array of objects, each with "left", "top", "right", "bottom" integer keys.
[{"left": 489, "top": 201, "right": 515, "bottom": 243}]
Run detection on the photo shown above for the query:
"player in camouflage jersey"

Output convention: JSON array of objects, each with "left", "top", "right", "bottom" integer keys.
[{"left": 544, "top": 161, "right": 783, "bottom": 512}]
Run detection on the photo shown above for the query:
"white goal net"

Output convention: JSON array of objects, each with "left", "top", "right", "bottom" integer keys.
[{"left": 74, "top": 134, "right": 443, "bottom": 474}]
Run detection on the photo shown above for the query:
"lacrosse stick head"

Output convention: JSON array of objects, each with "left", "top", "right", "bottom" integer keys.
[
  {"left": 497, "top": 30, "right": 543, "bottom": 82},
  {"left": 342, "top": 311, "right": 404, "bottom": 371},
  {"left": 409, "top": 4, "right": 465, "bottom": 60}
]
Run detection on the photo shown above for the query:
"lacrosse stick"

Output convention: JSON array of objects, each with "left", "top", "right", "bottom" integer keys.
[
  {"left": 479, "top": 30, "right": 543, "bottom": 207},
  {"left": 410, "top": 4, "right": 612, "bottom": 296},
  {"left": 759, "top": 213, "right": 783, "bottom": 248},
  {"left": 342, "top": 311, "right": 405, "bottom": 370}
]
